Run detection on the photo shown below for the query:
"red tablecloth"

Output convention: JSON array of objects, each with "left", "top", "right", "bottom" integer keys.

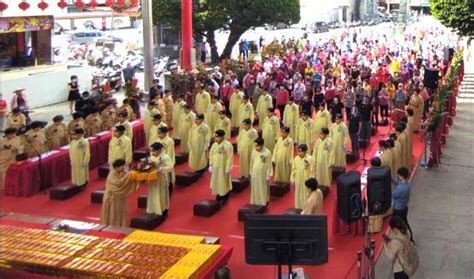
[{"left": 4, "top": 120, "right": 145, "bottom": 197}]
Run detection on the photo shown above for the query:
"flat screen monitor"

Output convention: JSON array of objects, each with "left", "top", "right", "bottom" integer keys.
[{"left": 244, "top": 214, "right": 328, "bottom": 266}]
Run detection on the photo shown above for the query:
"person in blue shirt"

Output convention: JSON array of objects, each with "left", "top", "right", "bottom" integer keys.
[
  {"left": 391, "top": 167, "right": 414, "bottom": 242},
  {"left": 312, "top": 71, "right": 322, "bottom": 91}
]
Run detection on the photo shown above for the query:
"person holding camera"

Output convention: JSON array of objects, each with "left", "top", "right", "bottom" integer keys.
[{"left": 383, "top": 216, "right": 415, "bottom": 279}]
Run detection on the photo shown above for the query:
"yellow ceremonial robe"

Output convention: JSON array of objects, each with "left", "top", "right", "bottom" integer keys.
[
  {"left": 164, "top": 95, "right": 174, "bottom": 127},
  {"left": 250, "top": 148, "right": 273, "bottom": 205},
  {"left": 115, "top": 120, "right": 133, "bottom": 141},
  {"left": 101, "top": 170, "right": 138, "bottom": 227},
  {"left": 390, "top": 143, "right": 401, "bottom": 179},
  {"left": 409, "top": 94, "right": 424, "bottom": 131},
  {"left": 154, "top": 135, "right": 176, "bottom": 183},
  {"left": 237, "top": 128, "right": 258, "bottom": 177},
  {"left": 108, "top": 135, "right": 132, "bottom": 165},
  {"left": 85, "top": 114, "right": 103, "bottom": 136},
  {"left": 296, "top": 118, "right": 314, "bottom": 148},
  {"left": 143, "top": 108, "right": 159, "bottom": 146},
  {"left": 0, "top": 136, "right": 24, "bottom": 189},
  {"left": 179, "top": 111, "right": 196, "bottom": 153},
  {"left": 68, "top": 119, "right": 86, "bottom": 138},
  {"left": 148, "top": 122, "right": 167, "bottom": 147},
  {"left": 6, "top": 114, "right": 26, "bottom": 130},
  {"left": 101, "top": 108, "right": 116, "bottom": 131},
  {"left": 283, "top": 103, "right": 299, "bottom": 140},
  {"left": 330, "top": 123, "right": 348, "bottom": 167},
  {"left": 291, "top": 154, "right": 315, "bottom": 209},
  {"left": 262, "top": 116, "right": 280, "bottom": 153},
  {"left": 25, "top": 129, "right": 49, "bottom": 157},
  {"left": 155, "top": 98, "right": 167, "bottom": 121},
  {"left": 301, "top": 189, "right": 324, "bottom": 215},
  {"left": 397, "top": 133, "right": 408, "bottom": 169},
  {"left": 380, "top": 149, "right": 393, "bottom": 168},
  {"left": 313, "top": 137, "right": 333, "bottom": 187},
  {"left": 230, "top": 91, "right": 244, "bottom": 127},
  {"left": 46, "top": 123, "right": 68, "bottom": 150},
  {"left": 188, "top": 123, "right": 211, "bottom": 171},
  {"left": 196, "top": 91, "right": 211, "bottom": 115},
  {"left": 69, "top": 136, "right": 90, "bottom": 186},
  {"left": 172, "top": 100, "right": 187, "bottom": 138},
  {"left": 314, "top": 109, "right": 332, "bottom": 138},
  {"left": 206, "top": 101, "right": 223, "bottom": 133},
  {"left": 147, "top": 152, "right": 173, "bottom": 215},
  {"left": 209, "top": 140, "right": 234, "bottom": 196},
  {"left": 239, "top": 102, "right": 255, "bottom": 129},
  {"left": 272, "top": 136, "right": 294, "bottom": 183},
  {"left": 405, "top": 118, "right": 414, "bottom": 170},
  {"left": 215, "top": 117, "right": 231, "bottom": 140},
  {"left": 256, "top": 94, "right": 273, "bottom": 120}
]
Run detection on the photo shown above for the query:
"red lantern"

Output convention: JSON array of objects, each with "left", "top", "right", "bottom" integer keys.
[
  {"left": 19, "top": 1, "right": 30, "bottom": 10},
  {"left": 38, "top": 0, "right": 48, "bottom": 10},
  {"left": 116, "top": 0, "right": 125, "bottom": 6},
  {"left": 89, "top": 0, "right": 98, "bottom": 8},
  {"left": 104, "top": 0, "right": 113, "bottom": 7},
  {"left": 0, "top": 1, "right": 8, "bottom": 11},
  {"left": 57, "top": 0, "right": 67, "bottom": 9},
  {"left": 130, "top": 0, "right": 138, "bottom": 5},
  {"left": 75, "top": 0, "right": 84, "bottom": 9}
]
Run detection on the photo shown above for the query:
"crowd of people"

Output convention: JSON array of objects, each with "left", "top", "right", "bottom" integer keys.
[{"left": 0, "top": 18, "right": 459, "bottom": 279}]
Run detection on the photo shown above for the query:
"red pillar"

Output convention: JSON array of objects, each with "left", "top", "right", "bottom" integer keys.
[
  {"left": 17, "top": 33, "right": 25, "bottom": 54},
  {"left": 181, "top": 0, "right": 193, "bottom": 70}
]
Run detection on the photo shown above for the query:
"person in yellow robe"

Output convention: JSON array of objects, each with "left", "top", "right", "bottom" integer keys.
[
  {"left": 101, "top": 101, "right": 116, "bottom": 131},
  {"left": 46, "top": 115, "right": 68, "bottom": 150},
  {"left": 115, "top": 111, "right": 133, "bottom": 141},
  {"left": 196, "top": 89, "right": 211, "bottom": 115},
  {"left": 154, "top": 93, "right": 167, "bottom": 121},
  {"left": 6, "top": 108, "right": 26, "bottom": 130},
  {"left": 85, "top": 108, "right": 103, "bottom": 136},
  {"left": 108, "top": 125, "right": 132, "bottom": 166},
  {"left": 404, "top": 112, "right": 414, "bottom": 170},
  {"left": 68, "top": 112, "right": 86, "bottom": 139},
  {"left": 387, "top": 137, "right": 400, "bottom": 179},
  {"left": 330, "top": 114, "right": 348, "bottom": 168},
  {"left": 229, "top": 89, "right": 245, "bottom": 127},
  {"left": 215, "top": 110, "right": 231, "bottom": 140},
  {"left": 172, "top": 95, "right": 187, "bottom": 138},
  {"left": 25, "top": 121, "right": 49, "bottom": 157},
  {"left": 395, "top": 124, "right": 408, "bottom": 169},
  {"left": 0, "top": 128, "right": 24, "bottom": 189},
  {"left": 237, "top": 118, "right": 258, "bottom": 177},
  {"left": 291, "top": 144, "right": 315, "bottom": 209},
  {"left": 143, "top": 101, "right": 158, "bottom": 146},
  {"left": 239, "top": 95, "right": 254, "bottom": 129},
  {"left": 313, "top": 128, "right": 333, "bottom": 190},
  {"left": 100, "top": 159, "right": 139, "bottom": 227},
  {"left": 314, "top": 105, "right": 332, "bottom": 140},
  {"left": 408, "top": 89, "right": 424, "bottom": 132},
  {"left": 262, "top": 108, "right": 280, "bottom": 153},
  {"left": 295, "top": 111, "right": 314, "bottom": 149},
  {"left": 301, "top": 178, "right": 324, "bottom": 215},
  {"left": 179, "top": 105, "right": 196, "bottom": 153},
  {"left": 205, "top": 95, "right": 223, "bottom": 133},
  {"left": 378, "top": 140, "right": 393, "bottom": 168},
  {"left": 188, "top": 114, "right": 211, "bottom": 172},
  {"left": 146, "top": 142, "right": 174, "bottom": 216},
  {"left": 148, "top": 114, "right": 167, "bottom": 146},
  {"left": 283, "top": 97, "right": 299, "bottom": 140},
  {"left": 154, "top": 126, "right": 176, "bottom": 194},
  {"left": 209, "top": 129, "right": 234, "bottom": 205},
  {"left": 256, "top": 90, "right": 273, "bottom": 122},
  {"left": 164, "top": 90, "right": 174, "bottom": 127},
  {"left": 272, "top": 126, "right": 294, "bottom": 183},
  {"left": 69, "top": 128, "right": 90, "bottom": 187},
  {"left": 250, "top": 138, "right": 272, "bottom": 206},
  {"left": 117, "top": 99, "right": 135, "bottom": 121}
]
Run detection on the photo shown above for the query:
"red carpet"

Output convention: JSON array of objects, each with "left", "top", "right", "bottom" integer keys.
[{"left": 1, "top": 124, "right": 424, "bottom": 279}]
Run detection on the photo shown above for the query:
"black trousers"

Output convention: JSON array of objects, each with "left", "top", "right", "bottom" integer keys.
[
  {"left": 380, "top": 105, "right": 389, "bottom": 118},
  {"left": 278, "top": 105, "right": 285, "bottom": 118},
  {"left": 393, "top": 207, "right": 414, "bottom": 242},
  {"left": 394, "top": 271, "right": 409, "bottom": 279}
]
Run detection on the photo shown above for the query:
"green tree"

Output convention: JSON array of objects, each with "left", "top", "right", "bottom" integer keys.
[
  {"left": 152, "top": 0, "right": 300, "bottom": 62},
  {"left": 430, "top": 0, "right": 474, "bottom": 37}
]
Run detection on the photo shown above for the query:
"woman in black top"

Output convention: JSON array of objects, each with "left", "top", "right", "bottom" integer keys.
[
  {"left": 329, "top": 96, "right": 344, "bottom": 123},
  {"left": 68, "top": 75, "right": 81, "bottom": 113}
]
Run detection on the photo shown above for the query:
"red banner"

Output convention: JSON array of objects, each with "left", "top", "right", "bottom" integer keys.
[{"left": 0, "top": 16, "right": 53, "bottom": 33}]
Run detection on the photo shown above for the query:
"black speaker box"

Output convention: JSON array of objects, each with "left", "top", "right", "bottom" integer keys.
[
  {"left": 423, "top": 67, "right": 439, "bottom": 89},
  {"left": 367, "top": 166, "right": 392, "bottom": 215},
  {"left": 336, "top": 171, "right": 362, "bottom": 224}
]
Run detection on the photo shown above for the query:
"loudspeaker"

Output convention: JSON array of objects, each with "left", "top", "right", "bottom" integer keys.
[
  {"left": 423, "top": 67, "right": 439, "bottom": 89},
  {"left": 367, "top": 166, "right": 391, "bottom": 215},
  {"left": 336, "top": 171, "right": 362, "bottom": 224}
]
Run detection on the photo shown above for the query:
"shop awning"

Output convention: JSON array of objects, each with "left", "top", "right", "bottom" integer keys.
[
  {"left": 113, "top": 6, "right": 141, "bottom": 17},
  {"left": 0, "top": 16, "right": 53, "bottom": 34}
]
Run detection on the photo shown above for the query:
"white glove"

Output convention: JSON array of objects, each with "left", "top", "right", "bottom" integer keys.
[
  {"left": 225, "top": 169, "right": 231, "bottom": 175},
  {"left": 265, "top": 176, "right": 271, "bottom": 182},
  {"left": 208, "top": 166, "right": 213, "bottom": 173}
]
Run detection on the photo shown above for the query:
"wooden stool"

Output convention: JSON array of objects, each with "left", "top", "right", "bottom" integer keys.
[
  {"left": 175, "top": 171, "right": 200, "bottom": 186},
  {"left": 90, "top": 188, "right": 105, "bottom": 204},
  {"left": 130, "top": 213, "right": 164, "bottom": 230},
  {"left": 270, "top": 182, "right": 290, "bottom": 197},
  {"left": 49, "top": 185, "right": 85, "bottom": 201},
  {"left": 173, "top": 138, "right": 181, "bottom": 146},
  {"left": 137, "top": 195, "right": 147, "bottom": 209},
  {"left": 231, "top": 177, "right": 250, "bottom": 193},
  {"left": 193, "top": 200, "right": 221, "bottom": 217},
  {"left": 346, "top": 152, "right": 359, "bottom": 164},
  {"left": 231, "top": 127, "right": 239, "bottom": 138},
  {"left": 232, "top": 142, "right": 238, "bottom": 153},
  {"left": 175, "top": 152, "right": 189, "bottom": 165},
  {"left": 98, "top": 164, "right": 110, "bottom": 178},
  {"left": 133, "top": 147, "right": 149, "bottom": 161},
  {"left": 238, "top": 204, "right": 266, "bottom": 222}
]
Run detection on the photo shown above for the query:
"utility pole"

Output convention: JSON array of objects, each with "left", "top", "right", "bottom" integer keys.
[{"left": 142, "top": 0, "right": 154, "bottom": 91}]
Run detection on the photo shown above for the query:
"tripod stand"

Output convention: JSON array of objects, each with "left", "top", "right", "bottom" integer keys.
[{"left": 357, "top": 200, "right": 376, "bottom": 279}]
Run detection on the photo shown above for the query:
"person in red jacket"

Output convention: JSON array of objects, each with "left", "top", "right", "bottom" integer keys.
[{"left": 276, "top": 84, "right": 289, "bottom": 117}]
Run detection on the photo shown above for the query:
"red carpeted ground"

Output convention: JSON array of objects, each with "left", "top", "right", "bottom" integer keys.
[{"left": 1, "top": 123, "right": 424, "bottom": 279}]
